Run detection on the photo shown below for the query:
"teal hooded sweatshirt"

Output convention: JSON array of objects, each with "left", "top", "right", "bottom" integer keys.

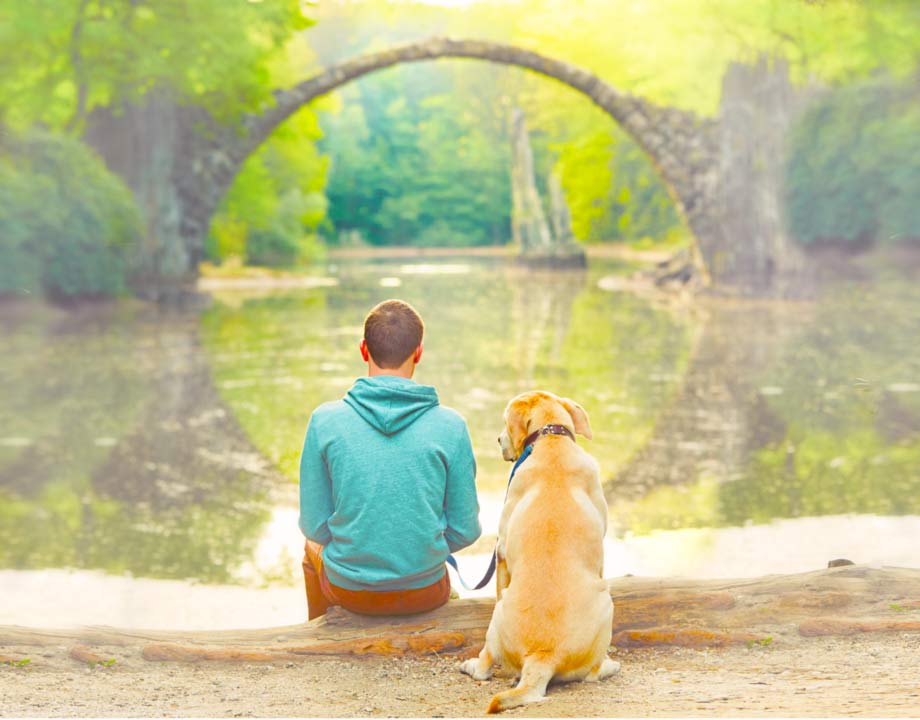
[{"left": 299, "top": 375, "right": 481, "bottom": 591}]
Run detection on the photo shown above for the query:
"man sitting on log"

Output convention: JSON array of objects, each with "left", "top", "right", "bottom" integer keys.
[{"left": 299, "top": 299, "right": 482, "bottom": 620}]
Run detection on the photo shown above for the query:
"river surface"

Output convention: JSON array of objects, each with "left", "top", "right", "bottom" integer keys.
[{"left": 2, "top": 254, "right": 918, "bottom": 628}]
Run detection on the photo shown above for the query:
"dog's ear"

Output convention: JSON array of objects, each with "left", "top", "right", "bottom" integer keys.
[
  {"left": 506, "top": 401, "right": 530, "bottom": 455},
  {"left": 505, "top": 396, "right": 533, "bottom": 455},
  {"left": 560, "top": 397, "right": 593, "bottom": 439}
]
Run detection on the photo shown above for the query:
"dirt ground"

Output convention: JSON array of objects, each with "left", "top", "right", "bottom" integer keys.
[{"left": 2, "top": 633, "right": 919, "bottom": 717}]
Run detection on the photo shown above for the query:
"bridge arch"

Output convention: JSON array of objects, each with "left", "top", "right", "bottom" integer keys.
[
  {"left": 186, "top": 38, "right": 718, "bottom": 271},
  {"left": 109, "top": 37, "right": 799, "bottom": 301}
]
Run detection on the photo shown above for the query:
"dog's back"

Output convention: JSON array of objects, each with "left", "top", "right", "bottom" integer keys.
[
  {"left": 460, "top": 391, "right": 618, "bottom": 713},
  {"left": 490, "top": 439, "right": 611, "bottom": 709}
]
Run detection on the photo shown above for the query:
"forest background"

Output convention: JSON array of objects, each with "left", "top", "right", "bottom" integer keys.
[{"left": 0, "top": 0, "right": 917, "bottom": 298}]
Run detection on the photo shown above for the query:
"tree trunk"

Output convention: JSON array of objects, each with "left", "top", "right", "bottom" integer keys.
[
  {"left": 83, "top": 95, "right": 193, "bottom": 301},
  {"left": 3, "top": 566, "right": 918, "bottom": 663}
]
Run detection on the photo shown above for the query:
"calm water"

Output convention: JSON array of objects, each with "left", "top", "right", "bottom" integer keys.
[{"left": 2, "top": 255, "right": 919, "bottom": 628}]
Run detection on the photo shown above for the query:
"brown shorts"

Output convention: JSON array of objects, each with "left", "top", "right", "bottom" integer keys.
[{"left": 301, "top": 540, "right": 451, "bottom": 620}]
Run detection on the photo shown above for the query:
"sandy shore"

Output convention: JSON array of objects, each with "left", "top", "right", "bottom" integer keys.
[
  {"left": 5, "top": 566, "right": 920, "bottom": 716},
  {"left": 3, "top": 633, "right": 919, "bottom": 717}
]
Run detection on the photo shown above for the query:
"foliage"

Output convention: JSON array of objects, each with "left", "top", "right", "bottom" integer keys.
[
  {"left": 208, "top": 82, "right": 330, "bottom": 267},
  {"left": 312, "top": 1, "right": 681, "bottom": 248},
  {"left": 313, "top": 0, "right": 918, "bottom": 250},
  {"left": 0, "top": 127, "right": 141, "bottom": 298},
  {"left": 0, "top": 0, "right": 313, "bottom": 130},
  {"left": 0, "top": 1, "right": 326, "bottom": 277},
  {"left": 514, "top": 0, "right": 919, "bottom": 115},
  {"left": 308, "top": 0, "right": 920, "bottom": 250},
  {"left": 5, "top": 0, "right": 916, "bottom": 272},
  {"left": 785, "top": 78, "right": 920, "bottom": 247},
  {"left": 510, "top": 0, "right": 919, "bottom": 248},
  {"left": 557, "top": 129, "right": 682, "bottom": 244},
  {"left": 319, "top": 58, "right": 513, "bottom": 247}
]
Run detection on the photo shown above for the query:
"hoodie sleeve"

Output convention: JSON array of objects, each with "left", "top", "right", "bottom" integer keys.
[
  {"left": 299, "top": 416, "right": 334, "bottom": 546},
  {"left": 443, "top": 422, "right": 481, "bottom": 552}
]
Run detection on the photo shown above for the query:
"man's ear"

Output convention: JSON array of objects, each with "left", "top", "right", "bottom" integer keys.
[
  {"left": 413, "top": 342, "right": 423, "bottom": 364},
  {"left": 360, "top": 339, "right": 370, "bottom": 363},
  {"left": 560, "top": 397, "right": 593, "bottom": 439}
]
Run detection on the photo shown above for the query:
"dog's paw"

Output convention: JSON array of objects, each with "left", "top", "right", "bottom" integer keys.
[
  {"left": 459, "top": 658, "right": 492, "bottom": 681},
  {"left": 585, "top": 657, "right": 621, "bottom": 682},
  {"left": 597, "top": 658, "right": 621, "bottom": 680}
]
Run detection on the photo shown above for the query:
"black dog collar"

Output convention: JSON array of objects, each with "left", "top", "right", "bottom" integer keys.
[{"left": 522, "top": 423, "right": 575, "bottom": 449}]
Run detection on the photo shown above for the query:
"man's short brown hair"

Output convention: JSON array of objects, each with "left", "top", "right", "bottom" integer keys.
[{"left": 364, "top": 299, "right": 424, "bottom": 368}]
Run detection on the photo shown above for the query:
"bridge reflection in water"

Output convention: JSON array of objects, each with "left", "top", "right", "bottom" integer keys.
[{"left": 1, "top": 256, "right": 918, "bottom": 628}]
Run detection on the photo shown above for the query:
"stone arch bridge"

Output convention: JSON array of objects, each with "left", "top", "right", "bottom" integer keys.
[{"left": 86, "top": 37, "right": 805, "bottom": 300}]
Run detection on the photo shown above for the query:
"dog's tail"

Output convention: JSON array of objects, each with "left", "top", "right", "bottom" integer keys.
[{"left": 486, "top": 655, "right": 554, "bottom": 714}]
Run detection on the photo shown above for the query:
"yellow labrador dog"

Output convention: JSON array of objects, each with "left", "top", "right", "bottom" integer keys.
[{"left": 460, "top": 391, "right": 618, "bottom": 713}]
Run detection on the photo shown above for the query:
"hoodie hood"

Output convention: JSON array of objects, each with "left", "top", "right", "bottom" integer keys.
[{"left": 343, "top": 376, "right": 439, "bottom": 436}]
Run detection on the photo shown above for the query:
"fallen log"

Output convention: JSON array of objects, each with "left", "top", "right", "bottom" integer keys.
[{"left": 3, "top": 565, "right": 919, "bottom": 665}]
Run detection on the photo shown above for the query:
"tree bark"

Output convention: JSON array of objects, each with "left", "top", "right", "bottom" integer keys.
[
  {"left": 83, "top": 95, "right": 193, "bottom": 301},
  {"left": 3, "top": 566, "right": 918, "bottom": 662}
]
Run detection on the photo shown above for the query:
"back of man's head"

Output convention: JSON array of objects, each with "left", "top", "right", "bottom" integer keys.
[{"left": 364, "top": 299, "right": 424, "bottom": 368}]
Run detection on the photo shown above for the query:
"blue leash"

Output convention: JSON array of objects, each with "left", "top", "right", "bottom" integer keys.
[{"left": 446, "top": 443, "right": 534, "bottom": 591}]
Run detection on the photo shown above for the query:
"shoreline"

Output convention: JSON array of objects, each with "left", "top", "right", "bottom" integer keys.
[{"left": 3, "top": 565, "right": 920, "bottom": 717}]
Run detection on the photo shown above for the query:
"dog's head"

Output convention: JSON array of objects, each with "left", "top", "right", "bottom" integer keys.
[{"left": 498, "top": 390, "right": 592, "bottom": 461}]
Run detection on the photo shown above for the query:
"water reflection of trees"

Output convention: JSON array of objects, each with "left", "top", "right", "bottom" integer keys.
[
  {"left": 199, "top": 262, "right": 697, "bottom": 494},
  {"left": 610, "top": 276, "right": 920, "bottom": 533},
  {"left": 0, "top": 304, "right": 280, "bottom": 583},
  {"left": 720, "top": 279, "right": 920, "bottom": 525},
  {"left": 7, "top": 266, "right": 912, "bottom": 575},
  {"left": 609, "top": 301, "right": 809, "bottom": 498},
  {"left": 509, "top": 268, "right": 584, "bottom": 385}
]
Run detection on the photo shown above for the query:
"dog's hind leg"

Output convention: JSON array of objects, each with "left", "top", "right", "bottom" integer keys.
[{"left": 495, "top": 557, "right": 510, "bottom": 600}]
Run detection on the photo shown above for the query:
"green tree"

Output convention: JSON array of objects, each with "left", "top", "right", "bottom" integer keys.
[
  {"left": 510, "top": 0, "right": 919, "bottom": 247},
  {"left": 319, "top": 54, "right": 513, "bottom": 247},
  {"left": 0, "top": 127, "right": 141, "bottom": 298},
  {"left": 785, "top": 78, "right": 920, "bottom": 248},
  {"left": 0, "top": 1, "right": 328, "bottom": 284},
  {"left": 0, "top": 0, "right": 312, "bottom": 131}
]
